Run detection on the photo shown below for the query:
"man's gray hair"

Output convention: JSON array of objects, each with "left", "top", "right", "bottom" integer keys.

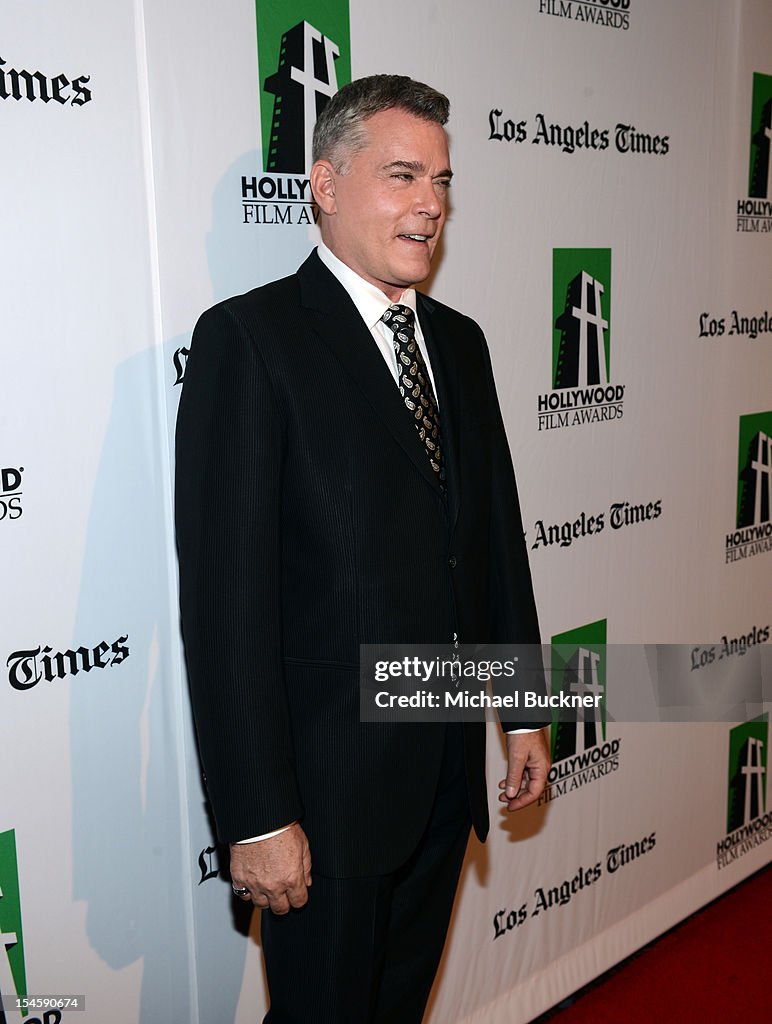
[{"left": 312, "top": 74, "right": 450, "bottom": 171}]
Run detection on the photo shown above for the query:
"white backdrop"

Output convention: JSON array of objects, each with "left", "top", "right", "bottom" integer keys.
[{"left": 1, "top": 1, "right": 771, "bottom": 1022}]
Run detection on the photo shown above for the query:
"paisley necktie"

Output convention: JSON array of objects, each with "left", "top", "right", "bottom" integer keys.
[{"left": 381, "top": 304, "right": 445, "bottom": 489}]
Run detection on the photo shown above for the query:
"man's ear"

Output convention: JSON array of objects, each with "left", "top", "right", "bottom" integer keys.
[{"left": 310, "top": 160, "right": 337, "bottom": 215}]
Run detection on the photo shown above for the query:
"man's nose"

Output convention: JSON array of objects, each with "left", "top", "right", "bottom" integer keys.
[{"left": 415, "top": 179, "right": 443, "bottom": 219}]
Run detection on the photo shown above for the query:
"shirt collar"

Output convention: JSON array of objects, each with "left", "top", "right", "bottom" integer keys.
[{"left": 317, "top": 241, "right": 417, "bottom": 330}]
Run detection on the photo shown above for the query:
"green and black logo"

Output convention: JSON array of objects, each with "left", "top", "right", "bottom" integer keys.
[
  {"left": 725, "top": 411, "right": 772, "bottom": 563},
  {"left": 257, "top": 0, "right": 350, "bottom": 174},
  {"left": 242, "top": 1, "right": 351, "bottom": 225},
  {"left": 737, "top": 73, "right": 772, "bottom": 233},
  {"left": 749, "top": 73, "right": 772, "bottom": 199},
  {"left": 538, "top": 250, "right": 625, "bottom": 431},
  {"left": 717, "top": 716, "right": 771, "bottom": 868},
  {"left": 0, "top": 829, "right": 27, "bottom": 1016},
  {"left": 539, "top": 619, "right": 620, "bottom": 805},
  {"left": 727, "top": 716, "right": 767, "bottom": 833}
]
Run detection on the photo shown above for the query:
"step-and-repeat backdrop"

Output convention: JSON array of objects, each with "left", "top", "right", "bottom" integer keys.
[{"left": 2, "top": 1, "right": 771, "bottom": 1021}]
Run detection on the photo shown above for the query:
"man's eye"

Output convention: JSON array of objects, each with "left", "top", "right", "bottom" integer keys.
[
  {"left": 435, "top": 179, "right": 451, "bottom": 190},
  {"left": 393, "top": 173, "right": 414, "bottom": 181}
]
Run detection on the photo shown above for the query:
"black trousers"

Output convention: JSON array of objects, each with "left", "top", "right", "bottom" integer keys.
[{"left": 261, "top": 723, "right": 472, "bottom": 1024}]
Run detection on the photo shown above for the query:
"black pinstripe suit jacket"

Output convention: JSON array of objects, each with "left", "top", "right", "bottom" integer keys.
[{"left": 175, "top": 249, "right": 542, "bottom": 877}]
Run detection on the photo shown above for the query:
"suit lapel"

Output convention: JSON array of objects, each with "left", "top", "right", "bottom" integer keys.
[{"left": 297, "top": 251, "right": 445, "bottom": 497}]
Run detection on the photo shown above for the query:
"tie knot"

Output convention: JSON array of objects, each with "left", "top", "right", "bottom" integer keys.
[{"left": 381, "top": 304, "right": 415, "bottom": 334}]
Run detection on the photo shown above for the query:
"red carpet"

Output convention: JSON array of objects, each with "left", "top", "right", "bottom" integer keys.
[{"left": 534, "top": 864, "right": 772, "bottom": 1022}]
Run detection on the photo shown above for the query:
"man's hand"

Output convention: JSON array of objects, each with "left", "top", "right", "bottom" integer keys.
[
  {"left": 230, "top": 823, "right": 312, "bottom": 914},
  {"left": 498, "top": 729, "right": 551, "bottom": 812}
]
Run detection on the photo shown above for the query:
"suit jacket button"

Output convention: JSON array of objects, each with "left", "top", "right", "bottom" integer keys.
[{"left": 448, "top": 555, "right": 457, "bottom": 568}]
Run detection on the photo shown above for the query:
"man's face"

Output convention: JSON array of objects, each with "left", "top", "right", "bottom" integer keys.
[{"left": 312, "top": 107, "right": 452, "bottom": 301}]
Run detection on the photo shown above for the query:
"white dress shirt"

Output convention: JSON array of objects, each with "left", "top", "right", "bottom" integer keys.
[{"left": 316, "top": 240, "right": 441, "bottom": 402}]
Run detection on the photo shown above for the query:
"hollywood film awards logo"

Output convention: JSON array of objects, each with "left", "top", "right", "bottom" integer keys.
[
  {"left": 241, "top": 1, "right": 350, "bottom": 227},
  {"left": 537, "top": 0, "right": 631, "bottom": 32},
  {"left": 0, "top": 829, "right": 28, "bottom": 1021},
  {"left": 725, "top": 412, "right": 772, "bottom": 564},
  {"left": 0, "top": 468, "right": 24, "bottom": 523},
  {"left": 537, "top": 249, "right": 626, "bottom": 432},
  {"left": 538, "top": 619, "right": 621, "bottom": 807},
  {"left": 1, "top": 830, "right": 72, "bottom": 1022},
  {"left": 737, "top": 73, "right": 772, "bottom": 233},
  {"left": 716, "top": 716, "right": 770, "bottom": 869}
]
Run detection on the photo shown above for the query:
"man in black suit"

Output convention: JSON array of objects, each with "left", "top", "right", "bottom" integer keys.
[{"left": 175, "top": 75, "right": 549, "bottom": 1022}]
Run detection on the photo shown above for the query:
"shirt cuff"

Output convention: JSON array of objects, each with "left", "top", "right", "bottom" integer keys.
[{"left": 235, "top": 822, "right": 297, "bottom": 844}]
